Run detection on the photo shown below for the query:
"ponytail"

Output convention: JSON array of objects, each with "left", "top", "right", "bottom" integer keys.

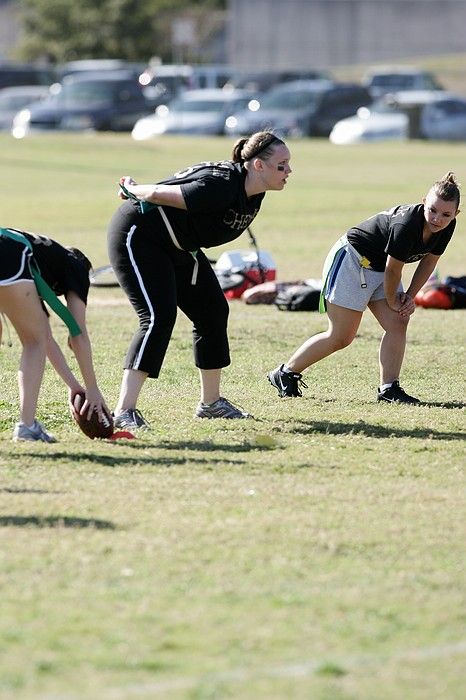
[
  {"left": 432, "top": 171, "right": 461, "bottom": 208},
  {"left": 232, "top": 131, "right": 285, "bottom": 164}
]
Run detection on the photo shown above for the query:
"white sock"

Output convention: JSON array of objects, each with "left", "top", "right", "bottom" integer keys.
[
  {"left": 380, "top": 382, "right": 396, "bottom": 392},
  {"left": 282, "top": 364, "right": 295, "bottom": 374}
]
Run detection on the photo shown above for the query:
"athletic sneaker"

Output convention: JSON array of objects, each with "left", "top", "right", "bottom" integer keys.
[
  {"left": 113, "top": 408, "right": 150, "bottom": 430},
  {"left": 12, "top": 420, "right": 57, "bottom": 443},
  {"left": 194, "top": 397, "right": 251, "bottom": 419},
  {"left": 267, "top": 364, "right": 308, "bottom": 398},
  {"left": 377, "top": 381, "right": 420, "bottom": 404}
]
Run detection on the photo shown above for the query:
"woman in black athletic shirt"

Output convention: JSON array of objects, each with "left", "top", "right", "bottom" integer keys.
[
  {"left": 267, "top": 173, "right": 460, "bottom": 404},
  {"left": 0, "top": 228, "right": 108, "bottom": 442},
  {"left": 107, "top": 131, "right": 292, "bottom": 428}
]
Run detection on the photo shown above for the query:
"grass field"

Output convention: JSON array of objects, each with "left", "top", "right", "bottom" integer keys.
[{"left": 0, "top": 134, "right": 465, "bottom": 700}]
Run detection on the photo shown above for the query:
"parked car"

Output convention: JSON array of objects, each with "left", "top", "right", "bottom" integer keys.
[
  {"left": 138, "top": 64, "right": 194, "bottom": 108},
  {"left": 131, "top": 88, "right": 257, "bottom": 139},
  {"left": 190, "top": 65, "right": 235, "bottom": 90},
  {"left": 329, "top": 90, "right": 449, "bottom": 144},
  {"left": 363, "top": 67, "right": 443, "bottom": 99},
  {"left": 0, "top": 61, "right": 55, "bottom": 90},
  {"left": 224, "top": 69, "right": 331, "bottom": 93},
  {"left": 225, "top": 80, "right": 372, "bottom": 137},
  {"left": 57, "top": 59, "right": 145, "bottom": 81},
  {"left": 420, "top": 96, "right": 466, "bottom": 141},
  {"left": 12, "top": 71, "right": 152, "bottom": 138},
  {"left": 0, "top": 85, "right": 50, "bottom": 130}
]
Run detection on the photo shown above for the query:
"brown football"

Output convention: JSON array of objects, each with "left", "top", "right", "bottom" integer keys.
[{"left": 72, "top": 392, "right": 114, "bottom": 439}]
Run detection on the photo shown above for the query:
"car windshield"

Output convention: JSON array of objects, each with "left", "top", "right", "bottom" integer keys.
[
  {"left": 57, "top": 81, "right": 119, "bottom": 106},
  {"left": 259, "top": 89, "right": 321, "bottom": 110},
  {"left": 170, "top": 98, "right": 226, "bottom": 113}
]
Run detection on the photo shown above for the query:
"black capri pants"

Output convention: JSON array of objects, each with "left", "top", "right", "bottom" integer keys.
[{"left": 107, "top": 204, "right": 230, "bottom": 378}]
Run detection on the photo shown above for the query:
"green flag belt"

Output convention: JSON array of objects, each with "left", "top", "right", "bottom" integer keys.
[
  {"left": 118, "top": 181, "right": 200, "bottom": 284},
  {"left": 0, "top": 227, "right": 82, "bottom": 337},
  {"left": 119, "top": 181, "right": 156, "bottom": 214}
]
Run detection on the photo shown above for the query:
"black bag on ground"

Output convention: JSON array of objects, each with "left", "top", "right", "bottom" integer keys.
[
  {"left": 444, "top": 276, "right": 466, "bottom": 308},
  {"left": 274, "top": 282, "right": 321, "bottom": 311}
]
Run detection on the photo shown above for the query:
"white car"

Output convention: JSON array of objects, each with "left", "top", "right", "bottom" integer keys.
[
  {"left": 131, "top": 88, "right": 256, "bottom": 139},
  {"left": 329, "top": 90, "right": 449, "bottom": 144},
  {"left": 422, "top": 96, "right": 466, "bottom": 140}
]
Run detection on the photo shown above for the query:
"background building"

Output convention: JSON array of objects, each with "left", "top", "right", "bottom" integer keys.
[
  {"left": 0, "top": 0, "right": 20, "bottom": 59},
  {"left": 226, "top": 0, "right": 466, "bottom": 70}
]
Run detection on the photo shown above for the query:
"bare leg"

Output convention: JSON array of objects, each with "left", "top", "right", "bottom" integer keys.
[
  {"left": 368, "top": 299, "right": 410, "bottom": 385},
  {"left": 114, "top": 368, "right": 148, "bottom": 415},
  {"left": 199, "top": 368, "right": 221, "bottom": 404},
  {"left": 286, "top": 302, "right": 363, "bottom": 373},
  {"left": 0, "top": 282, "right": 48, "bottom": 425}
]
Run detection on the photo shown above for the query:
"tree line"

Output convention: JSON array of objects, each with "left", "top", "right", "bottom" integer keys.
[{"left": 16, "top": 0, "right": 226, "bottom": 64}]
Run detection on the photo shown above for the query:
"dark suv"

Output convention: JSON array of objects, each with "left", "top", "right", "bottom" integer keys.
[
  {"left": 12, "top": 71, "right": 152, "bottom": 137},
  {"left": 0, "top": 62, "right": 55, "bottom": 89},
  {"left": 309, "top": 84, "right": 372, "bottom": 136},
  {"left": 226, "top": 81, "right": 372, "bottom": 137}
]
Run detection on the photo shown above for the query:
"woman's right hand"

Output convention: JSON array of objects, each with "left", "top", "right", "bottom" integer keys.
[
  {"left": 68, "top": 385, "right": 86, "bottom": 421},
  {"left": 118, "top": 176, "right": 137, "bottom": 199}
]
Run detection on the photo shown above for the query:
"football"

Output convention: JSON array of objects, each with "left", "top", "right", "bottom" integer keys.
[{"left": 72, "top": 392, "right": 114, "bottom": 439}]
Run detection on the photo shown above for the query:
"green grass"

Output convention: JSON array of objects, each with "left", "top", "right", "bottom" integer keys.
[{"left": 0, "top": 134, "right": 465, "bottom": 700}]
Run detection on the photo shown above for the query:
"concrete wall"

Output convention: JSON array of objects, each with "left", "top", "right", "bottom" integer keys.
[
  {"left": 0, "top": 0, "right": 20, "bottom": 60},
  {"left": 227, "top": 0, "right": 466, "bottom": 69}
]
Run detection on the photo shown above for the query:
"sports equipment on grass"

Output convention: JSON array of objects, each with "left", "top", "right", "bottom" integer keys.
[
  {"left": 267, "top": 365, "right": 308, "bottom": 397},
  {"left": 415, "top": 285, "right": 453, "bottom": 309},
  {"left": 89, "top": 265, "right": 120, "bottom": 288},
  {"left": 110, "top": 430, "right": 136, "bottom": 440},
  {"left": 72, "top": 393, "right": 114, "bottom": 439},
  {"left": 214, "top": 248, "right": 276, "bottom": 300}
]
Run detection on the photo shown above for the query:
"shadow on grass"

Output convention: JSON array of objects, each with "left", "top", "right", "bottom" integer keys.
[
  {"left": 419, "top": 400, "right": 466, "bottom": 410},
  {"left": 155, "top": 440, "right": 272, "bottom": 452},
  {"left": 2, "top": 449, "right": 248, "bottom": 468},
  {"left": 1, "top": 487, "right": 63, "bottom": 494},
  {"left": 0, "top": 515, "right": 116, "bottom": 529},
  {"left": 291, "top": 419, "right": 466, "bottom": 441}
]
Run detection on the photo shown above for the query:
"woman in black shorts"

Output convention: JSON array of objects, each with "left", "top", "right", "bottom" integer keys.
[
  {"left": 267, "top": 172, "right": 460, "bottom": 404},
  {"left": 107, "top": 131, "right": 292, "bottom": 429},
  {"left": 0, "top": 227, "right": 108, "bottom": 442}
]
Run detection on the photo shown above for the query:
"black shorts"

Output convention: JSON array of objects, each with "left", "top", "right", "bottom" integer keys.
[{"left": 0, "top": 236, "right": 34, "bottom": 286}]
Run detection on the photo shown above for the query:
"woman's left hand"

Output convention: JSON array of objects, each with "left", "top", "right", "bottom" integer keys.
[
  {"left": 398, "top": 292, "right": 416, "bottom": 317},
  {"left": 79, "top": 387, "right": 110, "bottom": 423}
]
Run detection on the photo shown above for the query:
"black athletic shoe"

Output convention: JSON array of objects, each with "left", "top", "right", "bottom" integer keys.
[
  {"left": 113, "top": 408, "right": 150, "bottom": 430},
  {"left": 267, "top": 364, "right": 308, "bottom": 398},
  {"left": 377, "top": 381, "right": 420, "bottom": 404}
]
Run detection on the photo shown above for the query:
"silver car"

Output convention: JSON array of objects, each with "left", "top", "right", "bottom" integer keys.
[
  {"left": 0, "top": 85, "right": 49, "bottom": 130},
  {"left": 131, "top": 88, "right": 256, "bottom": 139},
  {"left": 329, "top": 90, "right": 458, "bottom": 144}
]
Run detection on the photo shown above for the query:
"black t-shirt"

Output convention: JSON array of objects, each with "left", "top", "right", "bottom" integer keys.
[
  {"left": 134, "top": 160, "right": 265, "bottom": 250},
  {"left": 20, "top": 230, "right": 90, "bottom": 303},
  {"left": 347, "top": 204, "right": 455, "bottom": 272}
]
